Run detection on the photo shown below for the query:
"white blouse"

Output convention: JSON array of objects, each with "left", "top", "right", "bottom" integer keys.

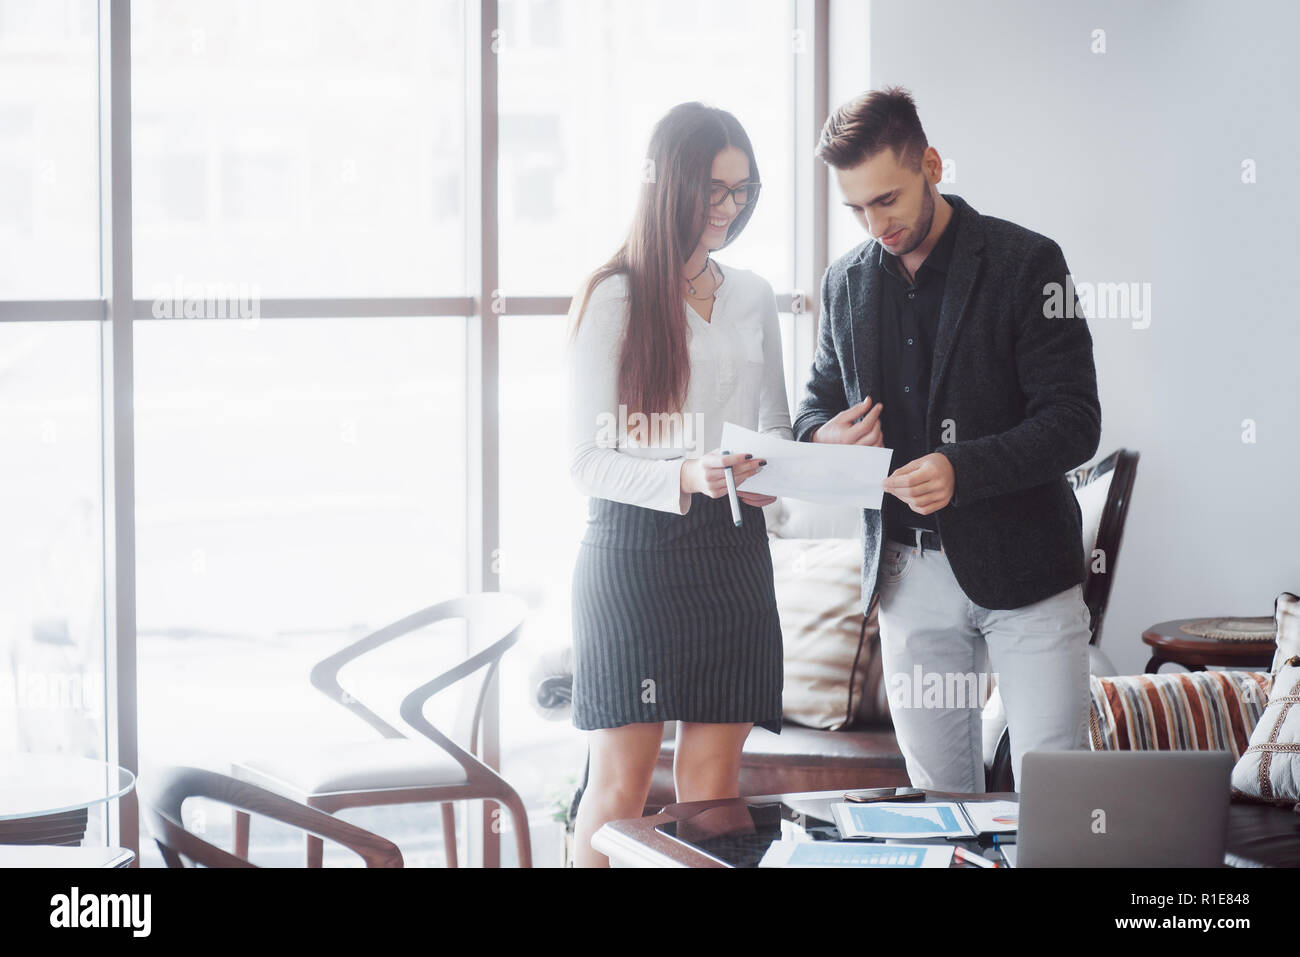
[{"left": 565, "top": 262, "right": 794, "bottom": 515}]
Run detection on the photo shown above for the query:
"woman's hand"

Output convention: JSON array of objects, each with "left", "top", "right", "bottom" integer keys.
[{"left": 680, "top": 448, "right": 767, "bottom": 499}]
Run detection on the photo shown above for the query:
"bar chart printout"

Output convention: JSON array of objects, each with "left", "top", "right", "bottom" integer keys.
[{"left": 759, "top": 841, "right": 955, "bottom": 868}]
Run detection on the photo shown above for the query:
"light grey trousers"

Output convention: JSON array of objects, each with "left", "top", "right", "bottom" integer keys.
[{"left": 877, "top": 536, "right": 1092, "bottom": 793}]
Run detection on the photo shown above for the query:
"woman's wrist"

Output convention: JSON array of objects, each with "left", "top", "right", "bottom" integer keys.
[{"left": 679, "top": 457, "right": 697, "bottom": 495}]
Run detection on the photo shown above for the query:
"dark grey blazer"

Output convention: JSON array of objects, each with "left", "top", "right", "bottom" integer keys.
[{"left": 794, "top": 193, "right": 1101, "bottom": 613}]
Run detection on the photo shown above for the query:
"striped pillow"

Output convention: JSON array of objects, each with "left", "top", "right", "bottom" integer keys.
[{"left": 1089, "top": 671, "right": 1272, "bottom": 759}]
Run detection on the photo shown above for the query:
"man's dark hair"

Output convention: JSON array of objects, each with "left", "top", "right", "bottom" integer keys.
[{"left": 815, "top": 86, "right": 929, "bottom": 171}]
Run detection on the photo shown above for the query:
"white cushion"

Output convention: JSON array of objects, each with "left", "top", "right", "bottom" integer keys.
[
  {"left": 1074, "top": 470, "right": 1111, "bottom": 566},
  {"left": 770, "top": 538, "right": 887, "bottom": 730},
  {"left": 1087, "top": 644, "right": 1117, "bottom": 677},
  {"left": 1232, "top": 656, "right": 1300, "bottom": 807},
  {"left": 235, "top": 738, "right": 468, "bottom": 795},
  {"left": 981, "top": 686, "right": 1006, "bottom": 767}
]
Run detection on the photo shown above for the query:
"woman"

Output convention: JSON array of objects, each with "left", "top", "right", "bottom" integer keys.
[{"left": 565, "top": 102, "right": 793, "bottom": 867}]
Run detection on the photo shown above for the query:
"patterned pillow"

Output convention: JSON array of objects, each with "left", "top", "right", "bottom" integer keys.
[
  {"left": 1231, "top": 592, "right": 1300, "bottom": 807},
  {"left": 1088, "top": 671, "right": 1272, "bottom": 758},
  {"left": 1231, "top": 656, "right": 1300, "bottom": 807}
]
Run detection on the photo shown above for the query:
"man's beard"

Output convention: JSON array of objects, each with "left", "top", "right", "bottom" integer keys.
[{"left": 896, "top": 186, "right": 936, "bottom": 257}]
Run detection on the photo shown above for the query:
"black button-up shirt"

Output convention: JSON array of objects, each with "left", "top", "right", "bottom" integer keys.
[{"left": 877, "top": 201, "right": 961, "bottom": 539}]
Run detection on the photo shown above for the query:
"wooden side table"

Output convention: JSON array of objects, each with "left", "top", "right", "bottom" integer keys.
[{"left": 1142, "top": 617, "right": 1276, "bottom": 673}]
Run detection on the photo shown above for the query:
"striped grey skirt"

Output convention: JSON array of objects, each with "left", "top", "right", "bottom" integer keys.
[{"left": 571, "top": 492, "right": 784, "bottom": 735}]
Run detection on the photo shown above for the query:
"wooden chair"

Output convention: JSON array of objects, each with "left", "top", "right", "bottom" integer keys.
[
  {"left": 229, "top": 593, "right": 532, "bottom": 867},
  {"left": 1066, "top": 448, "right": 1140, "bottom": 650},
  {"left": 986, "top": 448, "right": 1141, "bottom": 790},
  {"left": 141, "top": 765, "right": 402, "bottom": 867}
]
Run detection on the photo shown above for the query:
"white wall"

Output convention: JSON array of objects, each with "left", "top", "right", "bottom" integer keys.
[{"left": 825, "top": 0, "right": 1300, "bottom": 674}]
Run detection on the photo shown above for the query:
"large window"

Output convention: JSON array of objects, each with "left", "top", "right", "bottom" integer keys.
[
  {"left": 0, "top": 0, "right": 99, "bottom": 298},
  {"left": 132, "top": 317, "right": 467, "bottom": 802},
  {"left": 1, "top": 0, "right": 824, "bottom": 867},
  {"left": 128, "top": 0, "right": 471, "bottom": 867},
  {"left": 497, "top": 0, "right": 797, "bottom": 296},
  {"left": 132, "top": 0, "right": 466, "bottom": 297},
  {"left": 0, "top": 320, "right": 107, "bottom": 847},
  {"left": 0, "top": 0, "right": 109, "bottom": 841}
]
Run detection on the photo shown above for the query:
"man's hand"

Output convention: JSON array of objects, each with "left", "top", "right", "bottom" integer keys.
[
  {"left": 810, "top": 396, "right": 883, "bottom": 446},
  {"left": 882, "top": 452, "right": 955, "bottom": 515}
]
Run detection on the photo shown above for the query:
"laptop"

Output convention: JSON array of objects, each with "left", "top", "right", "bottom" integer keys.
[{"left": 1016, "top": 750, "right": 1234, "bottom": 867}]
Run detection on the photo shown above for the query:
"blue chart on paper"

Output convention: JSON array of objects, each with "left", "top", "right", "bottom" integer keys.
[
  {"left": 787, "top": 843, "right": 931, "bottom": 867},
  {"left": 847, "top": 804, "right": 963, "bottom": 834}
]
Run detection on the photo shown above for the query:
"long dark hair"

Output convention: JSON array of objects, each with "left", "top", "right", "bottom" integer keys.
[{"left": 569, "top": 102, "right": 761, "bottom": 417}]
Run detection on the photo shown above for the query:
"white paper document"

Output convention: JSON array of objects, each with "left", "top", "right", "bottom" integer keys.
[
  {"left": 758, "top": 840, "right": 954, "bottom": 868},
  {"left": 960, "top": 800, "right": 1019, "bottom": 835},
  {"left": 719, "top": 422, "right": 894, "bottom": 510},
  {"left": 831, "top": 801, "right": 977, "bottom": 839},
  {"left": 830, "top": 799, "right": 1020, "bottom": 840}
]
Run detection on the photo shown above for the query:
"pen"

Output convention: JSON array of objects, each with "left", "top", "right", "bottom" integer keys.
[
  {"left": 721, "top": 450, "right": 743, "bottom": 528},
  {"left": 953, "top": 846, "right": 997, "bottom": 869}
]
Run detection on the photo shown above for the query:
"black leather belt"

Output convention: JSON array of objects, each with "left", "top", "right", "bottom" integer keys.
[{"left": 885, "top": 525, "right": 943, "bottom": 551}]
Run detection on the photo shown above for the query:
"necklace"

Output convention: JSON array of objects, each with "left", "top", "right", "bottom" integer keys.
[{"left": 685, "top": 255, "right": 713, "bottom": 298}]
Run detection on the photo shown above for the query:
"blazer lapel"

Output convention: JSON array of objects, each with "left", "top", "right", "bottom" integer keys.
[
  {"left": 927, "top": 194, "right": 985, "bottom": 413},
  {"left": 844, "top": 252, "right": 882, "bottom": 407}
]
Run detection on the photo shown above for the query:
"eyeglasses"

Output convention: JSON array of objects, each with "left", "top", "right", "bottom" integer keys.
[{"left": 709, "top": 181, "right": 761, "bottom": 207}]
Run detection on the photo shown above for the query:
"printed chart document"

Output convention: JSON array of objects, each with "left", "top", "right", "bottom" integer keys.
[
  {"left": 831, "top": 800, "right": 1019, "bottom": 840},
  {"left": 720, "top": 422, "right": 894, "bottom": 509},
  {"left": 759, "top": 840, "right": 954, "bottom": 868},
  {"left": 961, "top": 800, "right": 1019, "bottom": 835}
]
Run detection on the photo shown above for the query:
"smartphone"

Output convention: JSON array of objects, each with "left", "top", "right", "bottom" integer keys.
[{"left": 843, "top": 786, "right": 926, "bottom": 803}]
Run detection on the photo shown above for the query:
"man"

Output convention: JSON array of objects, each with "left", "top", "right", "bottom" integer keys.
[{"left": 795, "top": 87, "right": 1101, "bottom": 792}]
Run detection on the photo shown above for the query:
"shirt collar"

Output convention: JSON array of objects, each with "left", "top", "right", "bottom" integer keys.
[{"left": 878, "top": 198, "right": 962, "bottom": 280}]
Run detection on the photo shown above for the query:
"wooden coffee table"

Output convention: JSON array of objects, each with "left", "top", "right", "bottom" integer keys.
[{"left": 593, "top": 788, "right": 1017, "bottom": 868}]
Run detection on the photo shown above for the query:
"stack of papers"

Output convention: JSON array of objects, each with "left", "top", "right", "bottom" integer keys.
[{"left": 755, "top": 800, "right": 1019, "bottom": 867}]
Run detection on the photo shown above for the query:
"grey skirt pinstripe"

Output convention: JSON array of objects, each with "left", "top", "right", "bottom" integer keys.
[{"left": 570, "top": 492, "right": 784, "bottom": 735}]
